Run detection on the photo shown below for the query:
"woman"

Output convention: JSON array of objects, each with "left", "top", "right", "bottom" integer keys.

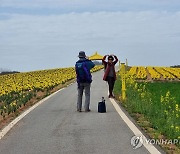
[{"left": 102, "top": 54, "right": 118, "bottom": 98}]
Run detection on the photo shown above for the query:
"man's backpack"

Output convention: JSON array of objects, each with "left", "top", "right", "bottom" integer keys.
[{"left": 75, "top": 61, "right": 92, "bottom": 83}]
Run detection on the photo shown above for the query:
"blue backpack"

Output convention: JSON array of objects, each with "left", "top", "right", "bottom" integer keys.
[{"left": 75, "top": 61, "right": 92, "bottom": 83}]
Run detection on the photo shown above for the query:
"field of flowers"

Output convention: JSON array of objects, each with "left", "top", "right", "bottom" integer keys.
[
  {"left": 114, "top": 66, "right": 180, "bottom": 152},
  {"left": 0, "top": 65, "right": 103, "bottom": 119},
  {"left": 127, "top": 66, "right": 180, "bottom": 81}
]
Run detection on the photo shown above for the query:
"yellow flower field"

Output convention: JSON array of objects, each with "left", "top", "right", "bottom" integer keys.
[
  {"left": 0, "top": 66, "right": 103, "bottom": 96},
  {"left": 0, "top": 65, "right": 103, "bottom": 118},
  {"left": 0, "top": 68, "right": 75, "bottom": 96},
  {"left": 116, "top": 65, "right": 180, "bottom": 151},
  {"left": 127, "top": 66, "right": 180, "bottom": 81}
]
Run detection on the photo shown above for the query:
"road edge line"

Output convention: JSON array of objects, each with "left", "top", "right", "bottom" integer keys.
[
  {"left": 0, "top": 84, "right": 71, "bottom": 140},
  {"left": 109, "top": 98, "right": 162, "bottom": 154}
]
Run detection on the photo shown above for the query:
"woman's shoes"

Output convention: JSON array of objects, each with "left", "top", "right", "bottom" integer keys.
[{"left": 109, "top": 94, "right": 115, "bottom": 98}]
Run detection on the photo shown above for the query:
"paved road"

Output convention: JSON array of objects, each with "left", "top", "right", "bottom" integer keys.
[{"left": 0, "top": 70, "right": 151, "bottom": 154}]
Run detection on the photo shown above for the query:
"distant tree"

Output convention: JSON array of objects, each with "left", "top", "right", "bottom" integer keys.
[
  {"left": 0, "top": 68, "right": 20, "bottom": 75},
  {"left": 170, "top": 65, "right": 180, "bottom": 68}
]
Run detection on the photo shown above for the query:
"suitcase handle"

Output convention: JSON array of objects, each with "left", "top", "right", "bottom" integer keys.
[{"left": 102, "top": 97, "right": 105, "bottom": 102}]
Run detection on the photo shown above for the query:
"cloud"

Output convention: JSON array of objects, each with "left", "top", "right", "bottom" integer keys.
[
  {"left": 1, "top": 11, "right": 179, "bottom": 43},
  {"left": 0, "top": 11, "right": 180, "bottom": 71},
  {"left": 0, "top": 0, "right": 91, "bottom": 8},
  {"left": 1, "top": 0, "right": 180, "bottom": 12}
]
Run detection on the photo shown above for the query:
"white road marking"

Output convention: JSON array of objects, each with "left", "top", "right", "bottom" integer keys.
[
  {"left": 109, "top": 98, "right": 162, "bottom": 154},
  {"left": 0, "top": 87, "right": 67, "bottom": 140}
]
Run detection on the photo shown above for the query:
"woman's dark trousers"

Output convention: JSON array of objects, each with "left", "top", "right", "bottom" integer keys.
[{"left": 107, "top": 76, "right": 115, "bottom": 96}]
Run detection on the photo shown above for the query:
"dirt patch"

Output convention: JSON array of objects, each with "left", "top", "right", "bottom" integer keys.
[{"left": 145, "top": 67, "right": 152, "bottom": 81}]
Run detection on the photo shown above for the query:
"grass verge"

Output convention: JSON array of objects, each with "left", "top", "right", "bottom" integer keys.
[{"left": 114, "top": 76, "right": 180, "bottom": 154}]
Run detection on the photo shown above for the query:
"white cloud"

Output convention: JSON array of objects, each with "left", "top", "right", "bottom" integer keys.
[
  {"left": 1, "top": 11, "right": 180, "bottom": 44},
  {"left": 0, "top": 11, "right": 180, "bottom": 71},
  {"left": 1, "top": 0, "right": 91, "bottom": 8},
  {"left": 1, "top": 0, "right": 180, "bottom": 11}
]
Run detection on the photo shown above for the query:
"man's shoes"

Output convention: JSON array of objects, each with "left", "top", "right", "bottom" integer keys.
[
  {"left": 77, "top": 109, "right": 91, "bottom": 112},
  {"left": 77, "top": 109, "right": 81, "bottom": 112},
  {"left": 85, "top": 109, "right": 91, "bottom": 112}
]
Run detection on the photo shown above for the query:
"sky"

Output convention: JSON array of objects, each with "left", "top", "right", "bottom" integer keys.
[{"left": 0, "top": 0, "right": 180, "bottom": 72}]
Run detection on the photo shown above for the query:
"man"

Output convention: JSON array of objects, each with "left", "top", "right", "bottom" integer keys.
[
  {"left": 102, "top": 54, "right": 118, "bottom": 98},
  {"left": 75, "top": 51, "right": 95, "bottom": 112}
]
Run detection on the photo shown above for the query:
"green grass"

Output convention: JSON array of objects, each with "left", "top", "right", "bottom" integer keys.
[{"left": 114, "top": 77, "right": 180, "bottom": 143}]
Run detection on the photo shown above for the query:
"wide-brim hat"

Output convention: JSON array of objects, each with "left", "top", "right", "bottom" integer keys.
[{"left": 78, "top": 51, "right": 86, "bottom": 58}]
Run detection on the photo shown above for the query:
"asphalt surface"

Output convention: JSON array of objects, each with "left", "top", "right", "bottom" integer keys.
[{"left": 0, "top": 70, "right": 151, "bottom": 154}]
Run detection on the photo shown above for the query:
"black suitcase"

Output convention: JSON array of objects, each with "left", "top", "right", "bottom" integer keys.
[{"left": 98, "top": 97, "right": 106, "bottom": 113}]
